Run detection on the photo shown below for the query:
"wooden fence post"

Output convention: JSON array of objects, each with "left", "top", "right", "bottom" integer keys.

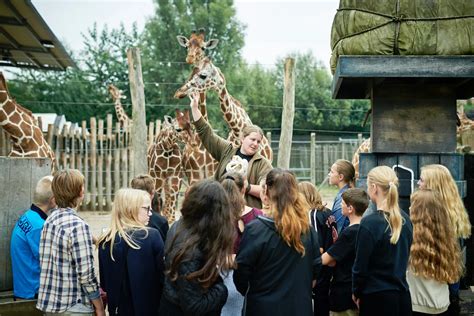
[
  {"left": 106, "top": 114, "right": 113, "bottom": 211},
  {"left": 310, "top": 133, "right": 316, "bottom": 184},
  {"left": 127, "top": 47, "right": 148, "bottom": 177},
  {"left": 277, "top": 58, "right": 296, "bottom": 169},
  {"left": 81, "top": 120, "right": 88, "bottom": 211},
  {"left": 98, "top": 119, "right": 104, "bottom": 212},
  {"left": 114, "top": 122, "right": 121, "bottom": 195},
  {"left": 90, "top": 118, "right": 97, "bottom": 212}
]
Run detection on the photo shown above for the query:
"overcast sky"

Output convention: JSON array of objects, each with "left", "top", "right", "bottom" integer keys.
[{"left": 32, "top": 0, "right": 339, "bottom": 69}]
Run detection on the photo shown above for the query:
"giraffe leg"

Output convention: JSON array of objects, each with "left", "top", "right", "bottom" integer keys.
[
  {"left": 153, "top": 176, "right": 167, "bottom": 216},
  {"left": 167, "top": 174, "right": 182, "bottom": 222}
]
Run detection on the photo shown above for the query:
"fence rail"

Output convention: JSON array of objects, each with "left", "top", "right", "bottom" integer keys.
[{"left": 0, "top": 118, "right": 366, "bottom": 212}]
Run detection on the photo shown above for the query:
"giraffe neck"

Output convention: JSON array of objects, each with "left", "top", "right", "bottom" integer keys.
[
  {"left": 114, "top": 101, "right": 129, "bottom": 122},
  {"left": 0, "top": 90, "right": 54, "bottom": 158},
  {"left": 217, "top": 86, "right": 250, "bottom": 133}
]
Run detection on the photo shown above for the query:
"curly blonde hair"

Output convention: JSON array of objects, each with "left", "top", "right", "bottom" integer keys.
[
  {"left": 409, "top": 189, "right": 463, "bottom": 283},
  {"left": 420, "top": 164, "right": 471, "bottom": 239}
]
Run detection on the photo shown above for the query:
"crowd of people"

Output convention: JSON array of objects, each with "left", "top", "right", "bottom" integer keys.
[{"left": 9, "top": 94, "right": 471, "bottom": 316}]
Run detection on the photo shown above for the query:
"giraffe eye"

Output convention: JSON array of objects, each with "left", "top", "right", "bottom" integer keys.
[{"left": 199, "top": 74, "right": 207, "bottom": 80}]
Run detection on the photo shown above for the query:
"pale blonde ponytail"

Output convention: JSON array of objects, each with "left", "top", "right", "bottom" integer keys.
[{"left": 368, "top": 166, "right": 403, "bottom": 244}]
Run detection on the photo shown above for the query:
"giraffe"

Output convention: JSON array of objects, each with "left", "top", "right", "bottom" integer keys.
[
  {"left": 148, "top": 115, "right": 183, "bottom": 222},
  {"left": 174, "top": 57, "right": 273, "bottom": 162},
  {"left": 175, "top": 108, "right": 217, "bottom": 185},
  {"left": 352, "top": 138, "right": 371, "bottom": 179},
  {"left": 177, "top": 28, "right": 219, "bottom": 120},
  {"left": 0, "top": 72, "right": 55, "bottom": 167},
  {"left": 108, "top": 84, "right": 132, "bottom": 128}
]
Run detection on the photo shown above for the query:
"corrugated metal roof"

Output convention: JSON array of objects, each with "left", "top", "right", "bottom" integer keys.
[{"left": 0, "top": 0, "right": 75, "bottom": 70}]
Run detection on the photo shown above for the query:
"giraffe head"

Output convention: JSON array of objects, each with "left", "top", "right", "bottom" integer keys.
[
  {"left": 108, "top": 84, "right": 126, "bottom": 101},
  {"left": 177, "top": 28, "right": 219, "bottom": 65},
  {"left": 174, "top": 58, "right": 225, "bottom": 99},
  {"left": 157, "top": 115, "right": 182, "bottom": 147},
  {"left": 175, "top": 109, "right": 197, "bottom": 146}
]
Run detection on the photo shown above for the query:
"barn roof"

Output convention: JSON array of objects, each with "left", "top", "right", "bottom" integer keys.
[{"left": 0, "top": 0, "right": 75, "bottom": 71}]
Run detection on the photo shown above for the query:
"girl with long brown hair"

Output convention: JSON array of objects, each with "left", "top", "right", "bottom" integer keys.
[
  {"left": 298, "top": 181, "right": 335, "bottom": 316},
  {"left": 233, "top": 168, "right": 321, "bottom": 316},
  {"left": 221, "top": 172, "right": 264, "bottom": 253},
  {"left": 352, "top": 166, "right": 413, "bottom": 316},
  {"left": 407, "top": 189, "right": 463, "bottom": 315},
  {"left": 159, "top": 179, "right": 235, "bottom": 316}
]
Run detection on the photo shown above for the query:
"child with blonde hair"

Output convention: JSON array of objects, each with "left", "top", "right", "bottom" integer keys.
[
  {"left": 352, "top": 166, "right": 413, "bottom": 316},
  {"left": 407, "top": 189, "right": 463, "bottom": 315},
  {"left": 98, "top": 188, "right": 164, "bottom": 315},
  {"left": 418, "top": 164, "right": 471, "bottom": 314}
]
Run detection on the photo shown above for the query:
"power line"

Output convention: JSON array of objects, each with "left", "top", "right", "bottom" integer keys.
[{"left": 19, "top": 100, "right": 369, "bottom": 113}]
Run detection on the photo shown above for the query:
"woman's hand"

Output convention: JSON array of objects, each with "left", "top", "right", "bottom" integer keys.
[
  {"left": 352, "top": 294, "right": 360, "bottom": 309},
  {"left": 189, "top": 92, "right": 202, "bottom": 122}
]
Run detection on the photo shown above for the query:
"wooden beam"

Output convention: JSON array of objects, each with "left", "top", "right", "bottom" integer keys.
[
  {"left": 127, "top": 47, "right": 148, "bottom": 177},
  {"left": 277, "top": 58, "right": 296, "bottom": 169}
]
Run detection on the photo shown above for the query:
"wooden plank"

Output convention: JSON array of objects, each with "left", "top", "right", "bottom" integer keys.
[
  {"left": 127, "top": 47, "right": 148, "bottom": 177},
  {"left": 106, "top": 114, "right": 113, "bottom": 211},
  {"left": 46, "top": 124, "right": 54, "bottom": 147},
  {"left": 0, "top": 158, "right": 50, "bottom": 290},
  {"left": 0, "top": 129, "right": 6, "bottom": 156},
  {"left": 90, "top": 117, "right": 97, "bottom": 212},
  {"left": 69, "top": 124, "right": 75, "bottom": 169},
  {"left": 148, "top": 121, "right": 154, "bottom": 150},
  {"left": 81, "top": 120, "right": 88, "bottom": 211},
  {"left": 372, "top": 83, "right": 457, "bottom": 153},
  {"left": 54, "top": 123, "right": 62, "bottom": 169},
  {"left": 310, "top": 133, "right": 316, "bottom": 184},
  {"left": 155, "top": 119, "right": 161, "bottom": 135},
  {"left": 97, "top": 119, "right": 104, "bottom": 212},
  {"left": 114, "top": 122, "right": 121, "bottom": 196},
  {"left": 277, "top": 58, "right": 296, "bottom": 169},
  {"left": 61, "top": 125, "right": 68, "bottom": 169}
]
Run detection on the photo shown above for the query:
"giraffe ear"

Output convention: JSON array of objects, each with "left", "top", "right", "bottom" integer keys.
[
  {"left": 204, "top": 39, "right": 219, "bottom": 50},
  {"left": 0, "top": 72, "right": 8, "bottom": 92},
  {"left": 177, "top": 35, "right": 189, "bottom": 48}
]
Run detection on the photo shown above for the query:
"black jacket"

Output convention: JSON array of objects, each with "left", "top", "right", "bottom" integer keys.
[
  {"left": 98, "top": 228, "right": 164, "bottom": 316},
  {"left": 159, "top": 221, "right": 228, "bottom": 316},
  {"left": 149, "top": 212, "right": 169, "bottom": 243},
  {"left": 234, "top": 216, "right": 321, "bottom": 316}
]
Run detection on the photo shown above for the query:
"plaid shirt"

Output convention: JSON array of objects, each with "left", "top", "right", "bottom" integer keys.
[{"left": 36, "top": 207, "right": 100, "bottom": 313}]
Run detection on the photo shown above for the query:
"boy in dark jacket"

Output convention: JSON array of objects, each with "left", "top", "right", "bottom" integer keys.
[{"left": 321, "top": 188, "right": 369, "bottom": 316}]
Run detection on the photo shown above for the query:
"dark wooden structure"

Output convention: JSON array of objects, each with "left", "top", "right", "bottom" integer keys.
[
  {"left": 333, "top": 56, "right": 474, "bottom": 153},
  {"left": 332, "top": 55, "right": 474, "bottom": 283}
]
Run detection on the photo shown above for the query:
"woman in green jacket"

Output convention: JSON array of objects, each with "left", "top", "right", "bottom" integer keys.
[{"left": 189, "top": 92, "right": 272, "bottom": 208}]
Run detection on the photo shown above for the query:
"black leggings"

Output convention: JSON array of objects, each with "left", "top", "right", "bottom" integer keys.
[{"left": 360, "top": 290, "right": 412, "bottom": 316}]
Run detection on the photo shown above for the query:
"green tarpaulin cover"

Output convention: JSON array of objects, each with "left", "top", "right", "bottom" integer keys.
[{"left": 330, "top": 0, "right": 474, "bottom": 73}]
